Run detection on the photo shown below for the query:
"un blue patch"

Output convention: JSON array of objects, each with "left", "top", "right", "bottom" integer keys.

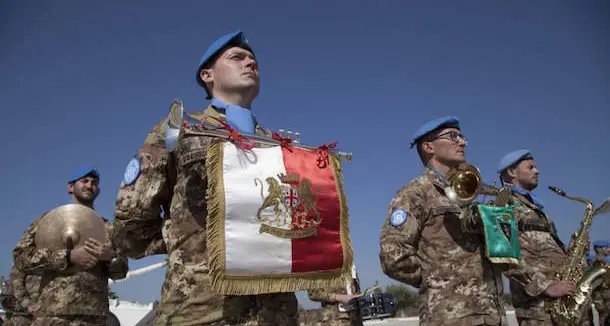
[
  {"left": 390, "top": 208, "right": 408, "bottom": 227},
  {"left": 123, "top": 157, "right": 141, "bottom": 186}
]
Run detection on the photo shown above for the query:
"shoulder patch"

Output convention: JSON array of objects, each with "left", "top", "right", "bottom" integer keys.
[
  {"left": 390, "top": 208, "right": 408, "bottom": 227},
  {"left": 123, "top": 157, "right": 141, "bottom": 186}
]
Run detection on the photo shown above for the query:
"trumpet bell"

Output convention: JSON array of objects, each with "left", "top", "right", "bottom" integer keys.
[{"left": 445, "top": 163, "right": 484, "bottom": 205}]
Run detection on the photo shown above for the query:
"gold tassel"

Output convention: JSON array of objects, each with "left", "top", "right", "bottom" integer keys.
[{"left": 205, "top": 144, "right": 354, "bottom": 295}]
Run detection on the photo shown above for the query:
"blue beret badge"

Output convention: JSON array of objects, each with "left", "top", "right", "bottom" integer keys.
[
  {"left": 123, "top": 157, "right": 141, "bottom": 186},
  {"left": 390, "top": 208, "right": 408, "bottom": 227}
]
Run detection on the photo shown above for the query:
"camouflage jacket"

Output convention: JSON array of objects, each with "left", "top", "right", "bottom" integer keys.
[
  {"left": 379, "top": 169, "right": 550, "bottom": 326},
  {"left": 6, "top": 265, "right": 41, "bottom": 315},
  {"left": 12, "top": 214, "right": 129, "bottom": 317},
  {"left": 112, "top": 104, "right": 298, "bottom": 326},
  {"left": 506, "top": 192, "right": 569, "bottom": 320},
  {"left": 592, "top": 257, "right": 610, "bottom": 320}
]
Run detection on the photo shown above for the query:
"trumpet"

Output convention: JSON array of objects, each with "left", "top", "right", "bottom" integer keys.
[
  {"left": 444, "top": 162, "right": 509, "bottom": 207},
  {"left": 164, "top": 99, "right": 353, "bottom": 162}
]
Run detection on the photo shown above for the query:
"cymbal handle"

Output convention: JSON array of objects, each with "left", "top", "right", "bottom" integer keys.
[{"left": 66, "top": 237, "right": 74, "bottom": 250}]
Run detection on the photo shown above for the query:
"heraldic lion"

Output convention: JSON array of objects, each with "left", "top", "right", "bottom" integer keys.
[{"left": 254, "top": 177, "right": 284, "bottom": 223}]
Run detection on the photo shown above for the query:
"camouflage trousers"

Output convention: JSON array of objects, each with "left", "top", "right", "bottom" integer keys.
[
  {"left": 30, "top": 315, "right": 106, "bottom": 326},
  {"left": 4, "top": 314, "right": 33, "bottom": 326}
]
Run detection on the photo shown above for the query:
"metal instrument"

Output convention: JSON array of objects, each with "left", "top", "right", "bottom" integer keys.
[
  {"left": 34, "top": 204, "right": 108, "bottom": 251},
  {"left": 164, "top": 99, "right": 353, "bottom": 162},
  {"left": 545, "top": 186, "right": 610, "bottom": 325},
  {"left": 444, "top": 162, "right": 510, "bottom": 207}
]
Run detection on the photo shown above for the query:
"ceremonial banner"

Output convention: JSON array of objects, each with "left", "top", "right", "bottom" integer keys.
[
  {"left": 205, "top": 140, "right": 353, "bottom": 295},
  {"left": 478, "top": 204, "right": 521, "bottom": 265}
]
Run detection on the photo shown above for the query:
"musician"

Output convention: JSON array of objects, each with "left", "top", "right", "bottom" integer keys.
[
  {"left": 0, "top": 265, "right": 40, "bottom": 326},
  {"left": 379, "top": 117, "right": 574, "bottom": 326},
  {"left": 591, "top": 240, "right": 610, "bottom": 326},
  {"left": 497, "top": 149, "right": 580, "bottom": 326},
  {"left": 112, "top": 30, "right": 298, "bottom": 326},
  {"left": 12, "top": 167, "right": 128, "bottom": 326}
]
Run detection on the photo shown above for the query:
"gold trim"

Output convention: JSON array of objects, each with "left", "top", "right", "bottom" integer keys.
[
  {"left": 205, "top": 140, "right": 228, "bottom": 292},
  {"left": 206, "top": 144, "right": 353, "bottom": 295},
  {"left": 330, "top": 153, "right": 355, "bottom": 284}
]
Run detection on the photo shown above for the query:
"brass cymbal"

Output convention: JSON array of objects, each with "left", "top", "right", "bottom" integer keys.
[{"left": 34, "top": 204, "right": 108, "bottom": 250}]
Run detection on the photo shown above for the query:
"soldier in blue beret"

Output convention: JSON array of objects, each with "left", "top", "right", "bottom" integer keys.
[
  {"left": 591, "top": 240, "right": 610, "bottom": 325},
  {"left": 67, "top": 166, "right": 100, "bottom": 208},
  {"left": 497, "top": 150, "right": 582, "bottom": 325},
  {"left": 112, "top": 31, "right": 299, "bottom": 326},
  {"left": 12, "top": 166, "right": 129, "bottom": 326}
]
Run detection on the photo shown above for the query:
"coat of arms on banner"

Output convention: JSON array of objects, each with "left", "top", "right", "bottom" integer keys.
[
  {"left": 255, "top": 173, "right": 321, "bottom": 239},
  {"left": 205, "top": 140, "right": 354, "bottom": 295}
]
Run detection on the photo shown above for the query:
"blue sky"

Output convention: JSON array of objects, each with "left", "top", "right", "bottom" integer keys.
[{"left": 1, "top": 1, "right": 608, "bottom": 309}]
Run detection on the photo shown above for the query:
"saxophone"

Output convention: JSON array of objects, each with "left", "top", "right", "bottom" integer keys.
[{"left": 545, "top": 186, "right": 610, "bottom": 325}]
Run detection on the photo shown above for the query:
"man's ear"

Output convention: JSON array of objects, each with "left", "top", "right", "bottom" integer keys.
[
  {"left": 421, "top": 141, "right": 435, "bottom": 155},
  {"left": 200, "top": 68, "right": 213, "bottom": 85},
  {"left": 506, "top": 167, "right": 517, "bottom": 179},
  {"left": 67, "top": 183, "right": 74, "bottom": 195}
]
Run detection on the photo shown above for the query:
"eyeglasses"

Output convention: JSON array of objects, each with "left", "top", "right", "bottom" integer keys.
[{"left": 433, "top": 131, "right": 467, "bottom": 143}]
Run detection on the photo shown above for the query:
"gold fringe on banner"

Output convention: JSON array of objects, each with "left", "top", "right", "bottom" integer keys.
[{"left": 205, "top": 141, "right": 354, "bottom": 295}]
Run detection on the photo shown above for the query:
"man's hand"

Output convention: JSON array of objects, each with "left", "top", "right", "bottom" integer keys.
[
  {"left": 84, "top": 238, "right": 116, "bottom": 261},
  {"left": 69, "top": 246, "right": 98, "bottom": 269},
  {"left": 334, "top": 293, "right": 362, "bottom": 305},
  {"left": 544, "top": 280, "right": 576, "bottom": 298}
]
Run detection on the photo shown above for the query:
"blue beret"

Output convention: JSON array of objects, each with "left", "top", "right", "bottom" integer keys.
[
  {"left": 68, "top": 167, "right": 100, "bottom": 184},
  {"left": 497, "top": 149, "right": 533, "bottom": 173},
  {"left": 195, "top": 30, "right": 254, "bottom": 95},
  {"left": 593, "top": 240, "right": 610, "bottom": 248},
  {"left": 410, "top": 116, "right": 460, "bottom": 148}
]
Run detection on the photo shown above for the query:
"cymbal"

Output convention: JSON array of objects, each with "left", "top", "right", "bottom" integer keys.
[{"left": 35, "top": 204, "right": 108, "bottom": 250}]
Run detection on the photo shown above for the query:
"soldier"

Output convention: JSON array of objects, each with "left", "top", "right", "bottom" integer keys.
[
  {"left": 379, "top": 117, "right": 574, "bottom": 326},
  {"left": 591, "top": 240, "right": 610, "bottom": 326},
  {"left": 0, "top": 265, "right": 40, "bottom": 326},
  {"left": 12, "top": 167, "right": 128, "bottom": 326},
  {"left": 112, "top": 30, "right": 298, "bottom": 326},
  {"left": 497, "top": 149, "right": 583, "bottom": 326}
]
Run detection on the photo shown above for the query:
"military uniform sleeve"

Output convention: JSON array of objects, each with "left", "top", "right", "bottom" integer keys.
[
  {"left": 308, "top": 289, "right": 336, "bottom": 303},
  {"left": 113, "top": 118, "right": 171, "bottom": 259},
  {"left": 13, "top": 218, "right": 69, "bottom": 274},
  {"left": 502, "top": 262, "right": 551, "bottom": 297},
  {"left": 8, "top": 266, "right": 31, "bottom": 310},
  {"left": 379, "top": 183, "right": 427, "bottom": 287}
]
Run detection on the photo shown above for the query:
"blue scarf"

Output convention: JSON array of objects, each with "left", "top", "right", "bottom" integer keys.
[
  {"left": 211, "top": 98, "right": 255, "bottom": 134},
  {"left": 512, "top": 186, "right": 545, "bottom": 210}
]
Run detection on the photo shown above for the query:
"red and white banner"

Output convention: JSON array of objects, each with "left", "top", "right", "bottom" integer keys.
[{"left": 205, "top": 140, "right": 353, "bottom": 295}]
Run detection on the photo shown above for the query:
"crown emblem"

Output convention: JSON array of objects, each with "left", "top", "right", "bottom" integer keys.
[{"left": 278, "top": 173, "right": 300, "bottom": 185}]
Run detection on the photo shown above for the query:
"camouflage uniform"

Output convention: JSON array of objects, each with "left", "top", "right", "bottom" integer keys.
[
  {"left": 379, "top": 169, "right": 550, "bottom": 326},
  {"left": 507, "top": 192, "right": 595, "bottom": 326},
  {"left": 506, "top": 192, "right": 574, "bottom": 326},
  {"left": 112, "top": 105, "right": 298, "bottom": 326},
  {"left": 12, "top": 214, "right": 129, "bottom": 326},
  {"left": 307, "top": 286, "right": 363, "bottom": 326},
  {"left": 592, "top": 259, "right": 610, "bottom": 326},
  {"left": 1, "top": 265, "right": 40, "bottom": 326}
]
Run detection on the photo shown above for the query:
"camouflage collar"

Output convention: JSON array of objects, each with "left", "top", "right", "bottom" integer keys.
[
  {"left": 191, "top": 105, "right": 268, "bottom": 136},
  {"left": 424, "top": 168, "right": 446, "bottom": 189}
]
